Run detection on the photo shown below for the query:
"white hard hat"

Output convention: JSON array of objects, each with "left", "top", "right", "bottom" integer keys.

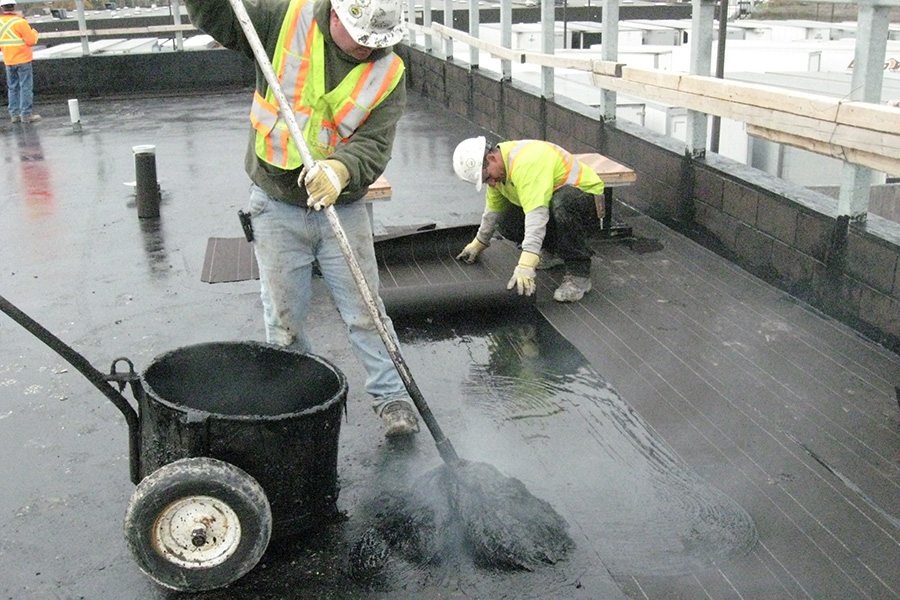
[
  {"left": 453, "top": 136, "right": 487, "bottom": 192},
  {"left": 332, "top": 0, "right": 405, "bottom": 49},
  {"left": 1, "top": 0, "right": 17, "bottom": 6}
]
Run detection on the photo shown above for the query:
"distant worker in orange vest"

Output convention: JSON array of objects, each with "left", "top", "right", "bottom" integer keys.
[{"left": 0, "top": 0, "right": 39, "bottom": 124}]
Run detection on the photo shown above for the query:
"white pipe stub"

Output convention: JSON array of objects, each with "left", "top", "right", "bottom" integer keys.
[{"left": 67, "top": 99, "right": 80, "bottom": 124}]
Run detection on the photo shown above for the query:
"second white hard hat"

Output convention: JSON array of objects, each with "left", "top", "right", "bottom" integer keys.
[
  {"left": 452, "top": 136, "right": 487, "bottom": 192},
  {"left": 332, "top": 0, "right": 405, "bottom": 49}
]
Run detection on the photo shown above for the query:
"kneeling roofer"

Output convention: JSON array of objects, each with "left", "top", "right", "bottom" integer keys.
[{"left": 453, "top": 137, "right": 605, "bottom": 302}]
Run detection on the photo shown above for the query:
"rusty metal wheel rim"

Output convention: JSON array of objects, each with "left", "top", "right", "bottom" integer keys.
[{"left": 152, "top": 495, "right": 242, "bottom": 569}]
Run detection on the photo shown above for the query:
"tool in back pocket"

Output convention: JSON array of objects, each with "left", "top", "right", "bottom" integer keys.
[{"left": 238, "top": 210, "right": 254, "bottom": 243}]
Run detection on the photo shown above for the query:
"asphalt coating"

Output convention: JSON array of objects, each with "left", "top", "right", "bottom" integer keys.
[{"left": 3, "top": 88, "right": 900, "bottom": 600}]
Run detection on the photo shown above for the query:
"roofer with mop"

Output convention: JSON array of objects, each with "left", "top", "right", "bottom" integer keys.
[
  {"left": 189, "top": 0, "right": 573, "bottom": 571},
  {"left": 184, "top": 0, "right": 420, "bottom": 437},
  {"left": 453, "top": 137, "right": 605, "bottom": 303}
]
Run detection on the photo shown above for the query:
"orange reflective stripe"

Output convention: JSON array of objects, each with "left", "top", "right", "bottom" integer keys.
[
  {"left": 291, "top": 20, "right": 316, "bottom": 113},
  {"left": 278, "top": 128, "right": 291, "bottom": 167},
  {"left": 264, "top": 131, "right": 275, "bottom": 163},
  {"left": 250, "top": 90, "right": 279, "bottom": 136},
  {"left": 317, "top": 119, "right": 338, "bottom": 148},
  {"left": 250, "top": 112, "right": 265, "bottom": 134},
  {"left": 554, "top": 147, "right": 573, "bottom": 188},
  {"left": 279, "top": 0, "right": 305, "bottom": 79},
  {"left": 507, "top": 140, "right": 582, "bottom": 191},
  {"left": 332, "top": 64, "right": 372, "bottom": 128},
  {"left": 371, "top": 56, "right": 402, "bottom": 107},
  {"left": 506, "top": 140, "right": 539, "bottom": 176}
]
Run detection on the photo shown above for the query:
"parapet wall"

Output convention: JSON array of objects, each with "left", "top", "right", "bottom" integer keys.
[
  {"left": 397, "top": 44, "right": 900, "bottom": 353},
  {"left": 31, "top": 48, "right": 255, "bottom": 98}
]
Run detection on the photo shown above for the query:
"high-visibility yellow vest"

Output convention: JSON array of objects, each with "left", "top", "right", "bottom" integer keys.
[
  {"left": 0, "top": 14, "right": 38, "bottom": 66},
  {"left": 488, "top": 140, "right": 605, "bottom": 213},
  {"left": 249, "top": 0, "right": 404, "bottom": 169}
]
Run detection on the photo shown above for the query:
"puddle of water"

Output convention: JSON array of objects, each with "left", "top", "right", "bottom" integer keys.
[{"left": 389, "top": 306, "right": 757, "bottom": 577}]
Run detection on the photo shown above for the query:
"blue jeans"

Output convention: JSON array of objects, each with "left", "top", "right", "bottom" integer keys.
[
  {"left": 6, "top": 62, "right": 34, "bottom": 118},
  {"left": 247, "top": 184, "right": 409, "bottom": 415},
  {"left": 496, "top": 186, "right": 596, "bottom": 278}
]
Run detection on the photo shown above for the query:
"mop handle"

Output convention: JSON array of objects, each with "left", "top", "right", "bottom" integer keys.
[{"left": 227, "top": 0, "right": 459, "bottom": 464}]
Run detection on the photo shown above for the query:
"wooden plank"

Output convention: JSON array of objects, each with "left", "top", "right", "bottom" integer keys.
[
  {"left": 575, "top": 153, "right": 637, "bottom": 185},
  {"left": 591, "top": 59, "right": 624, "bottom": 78},
  {"left": 38, "top": 24, "right": 197, "bottom": 39},
  {"left": 431, "top": 23, "right": 524, "bottom": 62},
  {"left": 835, "top": 100, "right": 900, "bottom": 132},
  {"left": 574, "top": 153, "right": 636, "bottom": 220},
  {"left": 747, "top": 124, "right": 900, "bottom": 176},
  {"left": 622, "top": 66, "right": 841, "bottom": 122},
  {"left": 365, "top": 174, "right": 392, "bottom": 201},
  {"left": 619, "top": 66, "right": 900, "bottom": 139},
  {"left": 522, "top": 51, "right": 593, "bottom": 71},
  {"left": 591, "top": 71, "right": 900, "bottom": 163}
]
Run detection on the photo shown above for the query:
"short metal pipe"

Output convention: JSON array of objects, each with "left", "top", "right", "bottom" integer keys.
[{"left": 133, "top": 145, "right": 160, "bottom": 218}]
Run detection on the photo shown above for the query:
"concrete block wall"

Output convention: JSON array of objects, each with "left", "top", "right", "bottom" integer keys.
[
  {"left": 18, "top": 49, "right": 255, "bottom": 99},
  {"left": 398, "top": 44, "right": 900, "bottom": 353}
]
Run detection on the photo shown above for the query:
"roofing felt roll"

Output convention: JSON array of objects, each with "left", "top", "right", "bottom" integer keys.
[
  {"left": 380, "top": 280, "right": 535, "bottom": 317},
  {"left": 375, "top": 225, "right": 534, "bottom": 317}
]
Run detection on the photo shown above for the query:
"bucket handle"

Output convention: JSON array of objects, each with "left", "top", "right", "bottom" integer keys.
[{"left": 0, "top": 294, "right": 142, "bottom": 483}]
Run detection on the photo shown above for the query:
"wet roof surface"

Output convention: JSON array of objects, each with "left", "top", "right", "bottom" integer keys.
[{"left": 2, "top": 89, "right": 900, "bottom": 599}]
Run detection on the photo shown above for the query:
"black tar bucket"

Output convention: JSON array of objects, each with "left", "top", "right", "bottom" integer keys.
[{"left": 139, "top": 341, "right": 347, "bottom": 537}]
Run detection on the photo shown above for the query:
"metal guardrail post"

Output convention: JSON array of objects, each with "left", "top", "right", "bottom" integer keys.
[
  {"left": 500, "top": 0, "right": 512, "bottom": 80},
  {"left": 601, "top": 0, "right": 619, "bottom": 122},
  {"left": 687, "top": 0, "right": 715, "bottom": 158},
  {"left": 469, "top": 0, "right": 480, "bottom": 67},
  {"left": 171, "top": 0, "right": 184, "bottom": 51},
  {"left": 444, "top": 0, "right": 453, "bottom": 58},
  {"left": 74, "top": 0, "right": 90, "bottom": 55},
  {"left": 541, "top": 0, "right": 554, "bottom": 97},
  {"left": 837, "top": 1, "right": 891, "bottom": 221}
]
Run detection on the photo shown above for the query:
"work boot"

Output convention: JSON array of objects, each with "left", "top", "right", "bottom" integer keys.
[
  {"left": 10, "top": 115, "right": 21, "bottom": 123},
  {"left": 536, "top": 250, "right": 564, "bottom": 270},
  {"left": 23, "top": 114, "right": 41, "bottom": 123},
  {"left": 380, "top": 401, "right": 420, "bottom": 437},
  {"left": 553, "top": 274, "right": 592, "bottom": 302}
]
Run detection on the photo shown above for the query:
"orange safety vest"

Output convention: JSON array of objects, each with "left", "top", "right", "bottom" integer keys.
[
  {"left": 0, "top": 13, "right": 38, "bottom": 66},
  {"left": 249, "top": 0, "right": 404, "bottom": 169}
]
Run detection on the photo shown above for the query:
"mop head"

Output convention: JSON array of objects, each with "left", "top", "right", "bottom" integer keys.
[
  {"left": 349, "top": 460, "right": 573, "bottom": 577},
  {"left": 450, "top": 460, "right": 573, "bottom": 570}
]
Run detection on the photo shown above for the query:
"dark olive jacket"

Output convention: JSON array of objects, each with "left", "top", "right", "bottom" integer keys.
[{"left": 185, "top": 0, "right": 406, "bottom": 205}]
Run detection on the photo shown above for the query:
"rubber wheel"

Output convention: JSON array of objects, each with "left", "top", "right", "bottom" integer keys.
[{"left": 124, "top": 457, "right": 272, "bottom": 592}]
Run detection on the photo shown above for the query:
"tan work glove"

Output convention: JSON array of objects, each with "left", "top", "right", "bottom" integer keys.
[
  {"left": 507, "top": 251, "right": 540, "bottom": 296},
  {"left": 456, "top": 238, "right": 488, "bottom": 264},
  {"left": 301, "top": 159, "right": 350, "bottom": 211}
]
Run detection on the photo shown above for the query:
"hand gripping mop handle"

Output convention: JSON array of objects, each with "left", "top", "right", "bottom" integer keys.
[{"left": 227, "top": 0, "right": 459, "bottom": 465}]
